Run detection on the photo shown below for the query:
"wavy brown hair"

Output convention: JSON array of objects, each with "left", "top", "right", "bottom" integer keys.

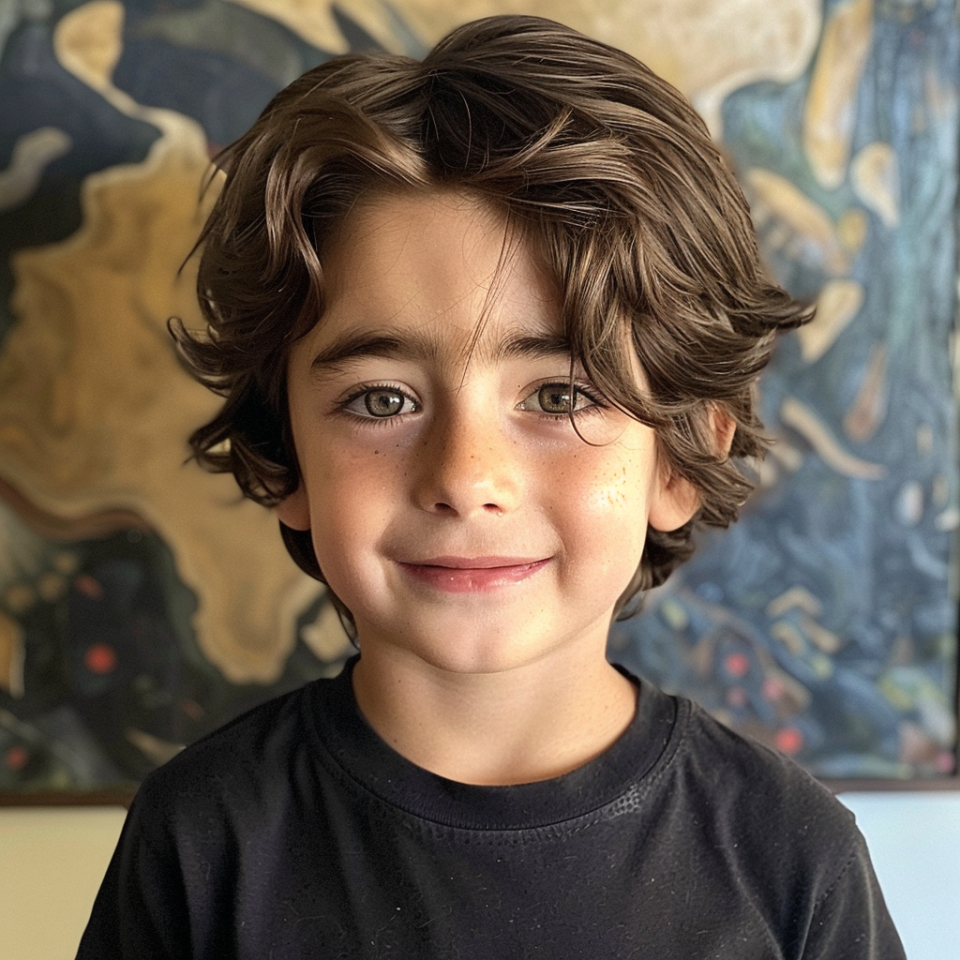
[{"left": 172, "top": 15, "right": 810, "bottom": 622}]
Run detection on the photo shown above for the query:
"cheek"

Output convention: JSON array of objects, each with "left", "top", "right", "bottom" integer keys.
[
  {"left": 554, "top": 450, "right": 653, "bottom": 562},
  {"left": 304, "top": 447, "right": 394, "bottom": 555},
  {"left": 582, "top": 466, "right": 634, "bottom": 512}
]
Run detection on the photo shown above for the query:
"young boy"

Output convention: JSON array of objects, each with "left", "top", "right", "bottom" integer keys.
[{"left": 78, "top": 15, "right": 904, "bottom": 959}]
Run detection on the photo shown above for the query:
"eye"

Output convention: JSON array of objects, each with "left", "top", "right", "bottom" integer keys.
[
  {"left": 520, "top": 382, "right": 601, "bottom": 416},
  {"left": 537, "top": 384, "right": 576, "bottom": 414},
  {"left": 342, "top": 386, "right": 420, "bottom": 419}
]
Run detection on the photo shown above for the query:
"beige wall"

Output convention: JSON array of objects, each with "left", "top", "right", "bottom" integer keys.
[{"left": 0, "top": 808, "right": 125, "bottom": 960}]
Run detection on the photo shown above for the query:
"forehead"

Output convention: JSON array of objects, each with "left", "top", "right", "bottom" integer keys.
[{"left": 311, "top": 190, "right": 564, "bottom": 364}]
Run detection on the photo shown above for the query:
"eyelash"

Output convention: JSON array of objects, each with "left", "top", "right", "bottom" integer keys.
[{"left": 334, "top": 379, "right": 607, "bottom": 425}]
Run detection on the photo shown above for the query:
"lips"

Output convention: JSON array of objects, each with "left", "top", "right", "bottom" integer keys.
[{"left": 396, "top": 556, "right": 550, "bottom": 592}]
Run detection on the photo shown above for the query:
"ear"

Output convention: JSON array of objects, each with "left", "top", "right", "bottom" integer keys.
[
  {"left": 648, "top": 405, "right": 736, "bottom": 533},
  {"left": 648, "top": 470, "right": 700, "bottom": 532},
  {"left": 275, "top": 485, "right": 311, "bottom": 531},
  {"left": 709, "top": 403, "right": 737, "bottom": 460}
]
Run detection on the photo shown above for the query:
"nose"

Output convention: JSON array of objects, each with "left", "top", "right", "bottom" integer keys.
[{"left": 414, "top": 398, "right": 521, "bottom": 517}]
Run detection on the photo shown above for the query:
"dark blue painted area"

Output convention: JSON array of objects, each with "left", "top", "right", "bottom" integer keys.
[
  {"left": 113, "top": 39, "right": 285, "bottom": 149},
  {"left": 620, "top": 0, "right": 960, "bottom": 777},
  {"left": 114, "top": 0, "right": 338, "bottom": 147},
  {"left": 0, "top": 19, "right": 160, "bottom": 345},
  {"left": 0, "top": 529, "right": 343, "bottom": 791}
]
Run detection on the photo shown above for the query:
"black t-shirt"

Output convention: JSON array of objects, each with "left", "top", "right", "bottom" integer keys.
[{"left": 78, "top": 658, "right": 905, "bottom": 959}]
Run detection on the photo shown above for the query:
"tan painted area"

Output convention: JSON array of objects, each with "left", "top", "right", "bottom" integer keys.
[
  {"left": 0, "top": 610, "right": 24, "bottom": 697},
  {"left": 54, "top": 0, "right": 126, "bottom": 92},
  {"left": 301, "top": 598, "right": 354, "bottom": 663},
  {"left": 0, "top": 128, "right": 72, "bottom": 212},
  {"left": 0, "top": 2, "right": 328, "bottom": 682},
  {"left": 766, "top": 585, "right": 823, "bottom": 619},
  {"left": 844, "top": 343, "right": 888, "bottom": 442},
  {"left": 837, "top": 207, "right": 869, "bottom": 255},
  {"left": 227, "top": 0, "right": 414, "bottom": 56},
  {"left": 803, "top": 0, "right": 874, "bottom": 188},
  {"left": 228, "top": 0, "right": 821, "bottom": 133},
  {"left": 798, "top": 279, "right": 865, "bottom": 363},
  {"left": 780, "top": 396, "right": 885, "bottom": 480},
  {"left": 745, "top": 168, "right": 851, "bottom": 274},
  {"left": 0, "top": 143, "right": 323, "bottom": 680},
  {"left": 852, "top": 142, "right": 900, "bottom": 227}
]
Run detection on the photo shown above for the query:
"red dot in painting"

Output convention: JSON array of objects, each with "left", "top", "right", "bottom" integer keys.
[
  {"left": 762, "top": 678, "right": 785, "bottom": 702},
  {"left": 85, "top": 643, "right": 118, "bottom": 675},
  {"left": 724, "top": 653, "right": 750, "bottom": 678},
  {"left": 936, "top": 751, "right": 956, "bottom": 775},
  {"left": 775, "top": 727, "right": 804, "bottom": 756},
  {"left": 181, "top": 699, "right": 204, "bottom": 721},
  {"left": 725, "top": 687, "right": 748, "bottom": 709},
  {"left": 74, "top": 574, "right": 104, "bottom": 600},
  {"left": 5, "top": 746, "right": 28, "bottom": 771}
]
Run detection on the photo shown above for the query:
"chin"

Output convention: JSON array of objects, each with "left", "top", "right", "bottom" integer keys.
[
  {"left": 387, "top": 620, "right": 587, "bottom": 678},
  {"left": 434, "top": 645, "right": 539, "bottom": 675}
]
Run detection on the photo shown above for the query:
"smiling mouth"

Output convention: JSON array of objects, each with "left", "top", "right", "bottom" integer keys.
[{"left": 397, "top": 557, "right": 550, "bottom": 592}]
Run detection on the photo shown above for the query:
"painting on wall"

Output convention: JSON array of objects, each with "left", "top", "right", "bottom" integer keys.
[{"left": 0, "top": 0, "right": 956, "bottom": 800}]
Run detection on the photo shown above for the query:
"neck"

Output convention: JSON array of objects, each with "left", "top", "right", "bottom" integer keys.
[{"left": 350, "top": 643, "right": 637, "bottom": 786}]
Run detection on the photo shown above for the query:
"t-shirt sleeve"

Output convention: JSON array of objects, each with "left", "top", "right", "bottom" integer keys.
[
  {"left": 800, "top": 826, "right": 905, "bottom": 960},
  {"left": 675, "top": 699, "right": 907, "bottom": 959},
  {"left": 75, "top": 789, "right": 193, "bottom": 960}
]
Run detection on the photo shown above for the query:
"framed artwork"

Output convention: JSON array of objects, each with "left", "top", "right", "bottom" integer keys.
[{"left": 0, "top": 0, "right": 956, "bottom": 803}]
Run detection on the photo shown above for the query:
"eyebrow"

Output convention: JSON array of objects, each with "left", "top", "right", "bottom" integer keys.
[{"left": 308, "top": 329, "right": 573, "bottom": 372}]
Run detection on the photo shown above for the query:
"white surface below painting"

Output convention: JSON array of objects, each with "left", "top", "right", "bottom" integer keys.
[
  {"left": 0, "top": 792, "right": 957, "bottom": 959},
  {"left": 840, "top": 791, "right": 960, "bottom": 960}
]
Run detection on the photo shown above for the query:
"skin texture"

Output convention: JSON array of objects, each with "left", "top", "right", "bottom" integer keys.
[{"left": 277, "top": 191, "right": 700, "bottom": 784}]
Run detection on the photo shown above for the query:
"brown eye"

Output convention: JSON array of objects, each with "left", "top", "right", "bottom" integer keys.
[
  {"left": 537, "top": 384, "right": 574, "bottom": 414},
  {"left": 364, "top": 389, "right": 405, "bottom": 417}
]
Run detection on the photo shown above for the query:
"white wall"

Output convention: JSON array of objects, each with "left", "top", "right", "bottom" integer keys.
[
  {"left": 840, "top": 791, "right": 960, "bottom": 960},
  {"left": 1, "top": 794, "right": 957, "bottom": 959}
]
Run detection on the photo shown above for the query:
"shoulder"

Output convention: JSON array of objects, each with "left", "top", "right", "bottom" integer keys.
[
  {"left": 131, "top": 680, "right": 322, "bottom": 826},
  {"left": 648, "top": 689, "right": 904, "bottom": 955},
  {"left": 666, "top": 692, "right": 853, "bottom": 841},
  {"left": 77, "top": 680, "right": 347, "bottom": 958}
]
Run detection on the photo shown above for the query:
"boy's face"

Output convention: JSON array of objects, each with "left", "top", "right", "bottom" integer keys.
[{"left": 277, "top": 191, "right": 697, "bottom": 675}]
